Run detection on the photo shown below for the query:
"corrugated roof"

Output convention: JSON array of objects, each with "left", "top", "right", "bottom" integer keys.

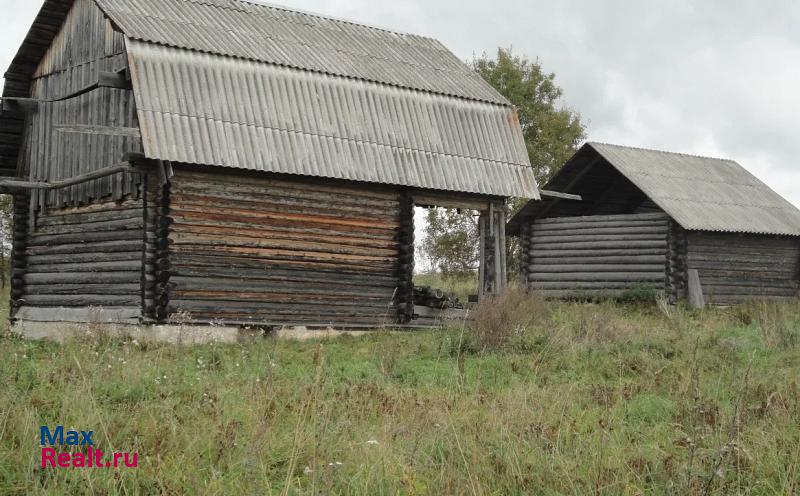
[
  {"left": 95, "top": 0, "right": 508, "bottom": 104},
  {"left": 2, "top": 0, "right": 537, "bottom": 198},
  {"left": 590, "top": 143, "right": 800, "bottom": 236},
  {"left": 511, "top": 142, "right": 800, "bottom": 236},
  {"left": 127, "top": 41, "right": 537, "bottom": 197}
]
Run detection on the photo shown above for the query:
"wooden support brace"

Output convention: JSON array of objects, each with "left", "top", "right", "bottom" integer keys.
[
  {"left": 688, "top": 269, "right": 705, "bottom": 309},
  {"left": 0, "top": 162, "right": 144, "bottom": 192},
  {"left": 0, "top": 70, "right": 131, "bottom": 115}
]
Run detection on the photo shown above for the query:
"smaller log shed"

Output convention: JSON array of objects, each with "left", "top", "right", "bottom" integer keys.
[
  {"left": 1, "top": 0, "right": 541, "bottom": 331},
  {"left": 508, "top": 142, "right": 800, "bottom": 305}
]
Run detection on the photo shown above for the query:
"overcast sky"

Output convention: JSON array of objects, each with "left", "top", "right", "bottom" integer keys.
[{"left": 2, "top": 0, "right": 798, "bottom": 207}]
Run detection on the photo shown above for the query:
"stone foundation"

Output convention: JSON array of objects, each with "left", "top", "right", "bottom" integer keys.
[{"left": 10, "top": 321, "right": 381, "bottom": 345}]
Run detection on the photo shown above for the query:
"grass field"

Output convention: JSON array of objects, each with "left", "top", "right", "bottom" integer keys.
[{"left": 1, "top": 293, "right": 799, "bottom": 495}]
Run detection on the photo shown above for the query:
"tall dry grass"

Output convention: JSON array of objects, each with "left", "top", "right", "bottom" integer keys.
[{"left": 1, "top": 296, "right": 799, "bottom": 494}]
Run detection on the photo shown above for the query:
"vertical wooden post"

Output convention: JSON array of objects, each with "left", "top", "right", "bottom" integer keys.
[
  {"left": 479, "top": 202, "right": 508, "bottom": 299},
  {"left": 497, "top": 204, "right": 507, "bottom": 290},
  {"left": 396, "top": 190, "right": 415, "bottom": 323},
  {"left": 154, "top": 173, "right": 173, "bottom": 323},
  {"left": 478, "top": 214, "right": 486, "bottom": 301},
  {"left": 9, "top": 192, "right": 30, "bottom": 318},
  {"left": 519, "top": 224, "right": 528, "bottom": 286},
  {"left": 140, "top": 177, "right": 149, "bottom": 317}
]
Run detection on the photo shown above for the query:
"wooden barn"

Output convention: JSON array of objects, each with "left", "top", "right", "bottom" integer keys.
[
  {"left": 0, "top": 0, "right": 540, "bottom": 335},
  {"left": 508, "top": 142, "right": 800, "bottom": 306}
]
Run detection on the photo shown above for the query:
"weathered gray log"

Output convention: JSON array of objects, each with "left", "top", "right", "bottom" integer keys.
[
  {"left": 532, "top": 227, "right": 669, "bottom": 239},
  {"left": 530, "top": 255, "right": 666, "bottom": 265},
  {"left": 170, "top": 278, "right": 395, "bottom": 298},
  {"left": 689, "top": 270, "right": 798, "bottom": 281},
  {"left": 23, "top": 272, "right": 151, "bottom": 285},
  {"left": 26, "top": 251, "right": 145, "bottom": 265},
  {"left": 169, "top": 299, "right": 392, "bottom": 313},
  {"left": 25, "top": 260, "right": 142, "bottom": 273},
  {"left": 24, "top": 284, "right": 143, "bottom": 295},
  {"left": 27, "top": 240, "right": 148, "bottom": 256},
  {"left": 35, "top": 218, "right": 145, "bottom": 236},
  {"left": 27, "top": 229, "right": 151, "bottom": 246},
  {"left": 700, "top": 286, "right": 797, "bottom": 296},
  {"left": 528, "top": 264, "right": 665, "bottom": 273},
  {"left": 533, "top": 213, "right": 667, "bottom": 226},
  {"left": 531, "top": 289, "right": 628, "bottom": 299},
  {"left": 530, "top": 240, "right": 666, "bottom": 251},
  {"left": 169, "top": 232, "right": 398, "bottom": 257},
  {"left": 20, "top": 294, "right": 142, "bottom": 306},
  {"left": 695, "top": 278, "right": 798, "bottom": 289},
  {"left": 531, "top": 281, "right": 660, "bottom": 290},
  {"left": 532, "top": 233, "right": 666, "bottom": 244},
  {"left": 36, "top": 208, "right": 145, "bottom": 226},
  {"left": 532, "top": 248, "right": 666, "bottom": 258},
  {"left": 170, "top": 265, "right": 397, "bottom": 286},
  {"left": 528, "top": 272, "right": 665, "bottom": 282}
]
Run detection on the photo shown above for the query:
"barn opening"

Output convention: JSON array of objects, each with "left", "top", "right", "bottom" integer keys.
[
  {"left": 413, "top": 205, "right": 480, "bottom": 317},
  {"left": 412, "top": 194, "right": 508, "bottom": 325}
]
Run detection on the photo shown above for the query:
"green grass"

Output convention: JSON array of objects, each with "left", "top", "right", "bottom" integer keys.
[{"left": 1, "top": 298, "right": 800, "bottom": 495}]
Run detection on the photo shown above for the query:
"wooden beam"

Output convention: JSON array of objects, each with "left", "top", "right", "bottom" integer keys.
[
  {"left": 540, "top": 190, "right": 583, "bottom": 201},
  {"left": 54, "top": 124, "right": 141, "bottom": 138},
  {"left": 0, "top": 97, "right": 39, "bottom": 114},
  {"left": 97, "top": 70, "right": 130, "bottom": 89},
  {"left": 0, "top": 162, "right": 144, "bottom": 192},
  {"left": 0, "top": 71, "right": 131, "bottom": 114},
  {"left": 412, "top": 192, "right": 491, "bottom": 211}
]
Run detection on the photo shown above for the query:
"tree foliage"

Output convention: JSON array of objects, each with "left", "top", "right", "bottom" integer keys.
[
  {"left": 422, "top": 49, "right": 586, "bottom": 276},
  {"left": 421, "top": 208, "right": 479, "bottom": 274}
]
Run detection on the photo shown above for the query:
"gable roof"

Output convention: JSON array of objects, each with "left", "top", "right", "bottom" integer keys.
[
  {"left": 1, "top": 0, "right": 539, "bottom": 198},
  {"left": 509, "top": 142, "right": 800, "bottom": 236},
  {"left": 94, "top": 0, "right": 507, "bottom": 104}
]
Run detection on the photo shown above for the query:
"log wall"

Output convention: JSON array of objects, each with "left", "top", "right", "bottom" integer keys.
[
  {"left": 666, "top": 220, "right": 688, "bottom": 303},
  {"left": 14, "top": 194, "right": 149, "bottom": 318},
  {"left": 10, "top": 193, "right": 31, "bottom": 315},
  {"left": 524, "top": 212, "right": 670, "bottom": 298},
  {"left": 686, "top": 232, "right": 800, "bottom": 305},
  {"left": 161, "top": 169, "right": 404, "bottom": 326},
  {"left": 23, "top": 0, "right": 142, "bottom": 209}
]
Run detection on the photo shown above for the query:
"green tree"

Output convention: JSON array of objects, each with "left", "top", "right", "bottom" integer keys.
[{"left": 422, "top": 48, "right": 585, "bottom": 276}]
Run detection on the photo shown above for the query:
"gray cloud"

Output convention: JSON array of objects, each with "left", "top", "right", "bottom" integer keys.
[{"left": 2, "top": 0, "right": 798, "bottom": 206}]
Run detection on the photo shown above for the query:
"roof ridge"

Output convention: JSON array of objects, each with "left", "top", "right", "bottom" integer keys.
[{"left": 588, "top": 141, "right": 738, "bottom": 164}]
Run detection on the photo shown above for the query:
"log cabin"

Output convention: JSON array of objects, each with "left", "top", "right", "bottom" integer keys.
[
  {"left": 0, "top": 0, "right": 540, "bottom": 336},
  {"left": 508, "top": 142, "right": 800, "bottom": 306}
]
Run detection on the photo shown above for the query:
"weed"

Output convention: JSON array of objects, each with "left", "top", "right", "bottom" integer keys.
[{"left": 468, "top": 285, "right": 550, "bottom": 352}]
